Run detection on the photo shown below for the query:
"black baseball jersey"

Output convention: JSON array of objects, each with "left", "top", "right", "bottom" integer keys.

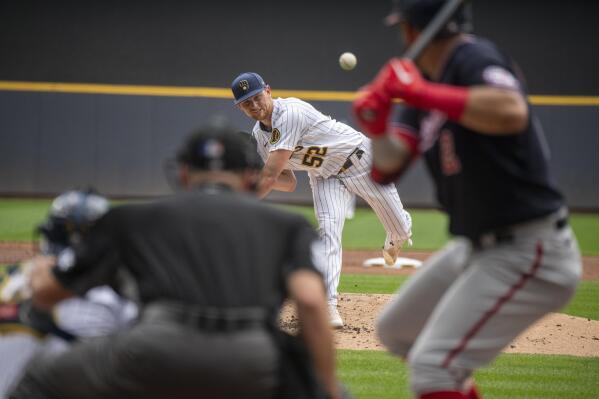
[
  {"left": 394, "top": 36, "right": 564, "bottom": 239},
  {"left": 52, "top": 184, "right": 321, "bottom": 308}
]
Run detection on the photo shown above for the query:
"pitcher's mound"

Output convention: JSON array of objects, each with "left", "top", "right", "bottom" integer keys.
[{"left": 280, "top": 293, "right": 599, "bottom": 357}]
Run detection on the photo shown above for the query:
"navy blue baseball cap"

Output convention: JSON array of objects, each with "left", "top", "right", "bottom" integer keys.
[
  {"left": 384, "top": 0, "right": 472, "bottom": 34},
  {"left": 231, "top": 72, "right": 267, "bottom": 104}
]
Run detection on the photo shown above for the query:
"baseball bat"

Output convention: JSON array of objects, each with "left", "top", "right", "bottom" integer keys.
[
  {"left": 402, "top": 0, "right": 466, "bottom": 60},
  {"left": 367, "top": 0, "right": 468, "bottom": 175}
]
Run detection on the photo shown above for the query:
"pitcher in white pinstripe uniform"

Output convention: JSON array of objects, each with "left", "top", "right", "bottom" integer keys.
[{"left": 232, "top": 72, "right": 412, "bottom": 328}]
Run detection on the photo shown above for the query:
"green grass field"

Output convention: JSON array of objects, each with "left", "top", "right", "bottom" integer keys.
[
  {"left": 0, "top": 199, "right": 51, "bottom": 241},
  {"left": 281, "top": 205, "right": 599, "bottom": 255},
  {"left": 2, "top": 199, "right": 597, "bottom": 254},
  {"left": 1, "top": 199, "right": 598, "bottom": 398},
  {"left": 338, "top": 350, "right": 599, "bottom": 399}
]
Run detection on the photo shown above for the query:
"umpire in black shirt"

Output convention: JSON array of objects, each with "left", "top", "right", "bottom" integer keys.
[{"left": 11, "top": 124, "right": 341, "bottom": 399}]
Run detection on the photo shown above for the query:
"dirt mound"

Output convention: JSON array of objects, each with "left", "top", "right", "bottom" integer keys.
[
  {"left": 281, "top": 293, "right": 599, "bottom": 357},
  {"left": 3, "top": 242, "right": 599, "bottom": 356}
]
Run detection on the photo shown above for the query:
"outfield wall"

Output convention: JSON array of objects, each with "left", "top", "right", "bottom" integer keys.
[
  {"left": 1, "top": 91, "right": 597, "bottom": 210},
  {"left": 0, "top": 0, "right": 597, "bottom": 209},
  {"left": 1, "top": 0, "right": 597, "bottom": 95}
]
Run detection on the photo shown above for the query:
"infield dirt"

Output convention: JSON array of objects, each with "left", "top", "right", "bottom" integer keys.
[{"left": 2, "top": 243, "right": 598, "bottom": 356}]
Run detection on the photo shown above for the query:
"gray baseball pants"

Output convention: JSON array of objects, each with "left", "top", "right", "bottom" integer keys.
[{"left": 376, "top": 210, "right": 582, "bottom": 396}]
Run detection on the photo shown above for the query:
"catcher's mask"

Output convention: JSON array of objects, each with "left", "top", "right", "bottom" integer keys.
[{"left": 37, "top": 189, "right": 110, "bottom": 256}]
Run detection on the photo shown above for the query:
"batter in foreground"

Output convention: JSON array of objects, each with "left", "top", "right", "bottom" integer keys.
[
  {"left": 231, "top": 72, "right": 413, "bottom": 328},
  {"left": 353, "top": 1, "right": 582, "bottom": 398}
]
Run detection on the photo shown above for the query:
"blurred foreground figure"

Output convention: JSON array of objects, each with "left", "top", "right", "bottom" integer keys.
[
  {"left": 0, "top": 190, "right": 136, "bottom": 397},
  {"left": 353, "top": 1, "right": 582, "bottom": 398},
  {"left": 10, "top": 123, "right": 343, "bottom": 399}
]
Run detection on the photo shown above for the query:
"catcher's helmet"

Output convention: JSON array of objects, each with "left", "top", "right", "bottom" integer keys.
[
  {"left": 385, "top": 0, "right": 472, "bottom": 37},
  {"left": 37, "top": 190, "right": 110, "bottom": 256}
]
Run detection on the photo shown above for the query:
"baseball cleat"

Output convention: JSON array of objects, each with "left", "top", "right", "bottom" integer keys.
[
  {"left": 328, "top": 304, "right": 344, "bottom": 329},
  {"left": 382, "top": 241, "right": 400, "bottom": 266}
]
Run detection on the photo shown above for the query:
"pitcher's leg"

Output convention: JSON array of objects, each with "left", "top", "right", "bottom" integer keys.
[
  {"left": 342, "top": 151, "right": 411, "bottom": 266},
  {"left": 308, "top": 174, "right": 352, "bottom": 306},
  {"left": 345, "top": 175, "right": 411, "bottom": 243}
]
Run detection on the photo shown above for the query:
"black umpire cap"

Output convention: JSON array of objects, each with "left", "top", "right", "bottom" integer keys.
[{"left": 177, "top": 122, "right": 262, "bottom": 172}]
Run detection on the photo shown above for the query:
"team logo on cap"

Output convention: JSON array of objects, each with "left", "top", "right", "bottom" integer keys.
[
  {"left": 202, "top": 139, "right": 225, "bottom": 170},
  {"left": 239, "top": 80, "right": 250, "bottom": 92},
  {"left": 203, "top": 139, "right": 225, "bottom": 159},
  {"left": 270, "top": 128, "right": 281, "bottom": 144}
]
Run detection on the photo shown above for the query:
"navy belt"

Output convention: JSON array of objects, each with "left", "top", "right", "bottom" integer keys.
[
  {"left": 337, "top": 148, "right": 364, "bottom": 174},
  {"left": 472, "top": 217, "right": 568, "bottom": 249}
]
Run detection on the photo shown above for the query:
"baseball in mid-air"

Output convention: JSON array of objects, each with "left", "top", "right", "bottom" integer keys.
[{"left": 339, "top": 52, "right": 357, "bottom": 71}]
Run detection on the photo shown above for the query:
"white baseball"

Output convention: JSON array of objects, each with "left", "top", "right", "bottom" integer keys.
[{"left": 339, "top": 52, "right": 357, "bottom": 71}]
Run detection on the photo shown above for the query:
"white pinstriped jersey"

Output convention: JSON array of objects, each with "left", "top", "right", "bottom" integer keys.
[
  {"left": 53, "top": 286, "right": 138, "bottom": 337},
  {"left": 252, "top": 97, "right": 364, "bottom": 178}
]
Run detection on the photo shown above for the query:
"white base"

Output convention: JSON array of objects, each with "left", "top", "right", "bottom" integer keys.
[{"left": 363, "top": 256, "right": 423, "bottom": 269}]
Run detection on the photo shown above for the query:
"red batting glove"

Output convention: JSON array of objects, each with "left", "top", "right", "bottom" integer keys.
[
  {"left": 376, "top": 58, "right": 426, "bottom": 101},
  {"left": 352, "top": 59, "right": 426, "bottom": 138},
  {"left": 376, "top": 58, "right": 469, "bottom": 121},
  {"left": 370, "top": 165, "right": 399, "bottom": 185},
  {"left": 352, "top": 85, "right": 392, "bottom": 137}
]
